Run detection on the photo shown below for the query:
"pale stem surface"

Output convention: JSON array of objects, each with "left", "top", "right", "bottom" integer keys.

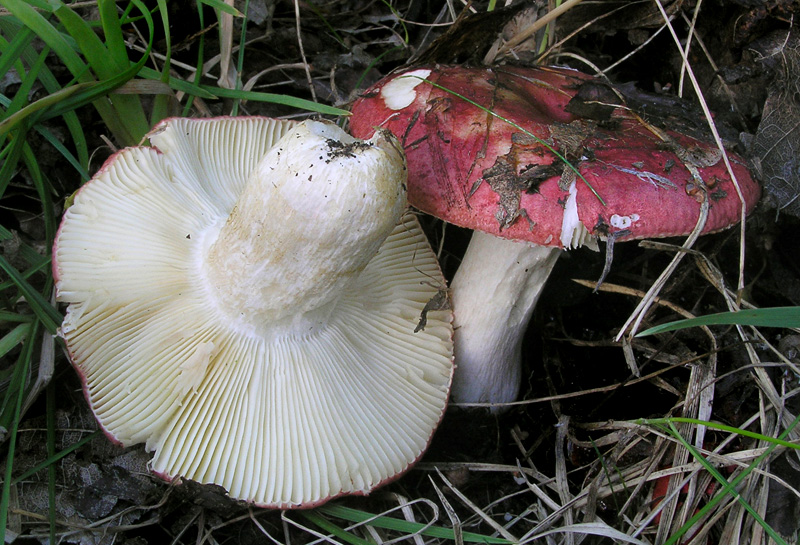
[{"left": 450, "top": 231, "right": 561, "bottom": 410}]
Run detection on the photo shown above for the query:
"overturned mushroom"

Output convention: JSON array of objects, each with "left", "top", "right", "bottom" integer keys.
[
  {"left": 351, "top": 65, "right": 760, "bottom": 410},
  {"left": 54, "top": 117, "right": 454, "bottom": 507}
]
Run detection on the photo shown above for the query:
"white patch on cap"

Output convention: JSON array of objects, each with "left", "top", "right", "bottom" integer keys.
[
  {"left": 609, "top": 213, "right": 640, "bottom": 229},
  {"left": 380, "top": 69, "right": 432, "bottom": 111},
  {"left": 559, "top": 181, "right": 593, "bottom": 249}
]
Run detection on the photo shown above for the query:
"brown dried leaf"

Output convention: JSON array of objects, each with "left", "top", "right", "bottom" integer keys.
[
  {"left": 415, "top": 288, "right": 451, "bottom": 333},
  {"left": 751, "top": 30, "right": 800, "bottom": 217},
  {"left": 411, "top": 3, "right": 532, "bottom": 65}
]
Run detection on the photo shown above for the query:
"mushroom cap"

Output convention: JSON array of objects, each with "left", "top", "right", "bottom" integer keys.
[
  {"left": 350, "top": 65, "right": 761, "bottom": 248},
  {"left": 54, "top": 116, "right": 454, "bottom": 508}
]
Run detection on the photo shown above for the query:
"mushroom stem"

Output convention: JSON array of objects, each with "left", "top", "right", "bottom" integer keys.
[
  {"left": 203, "top": 121, "right": 406, "bottom": 334},
  {"left": 450, "top": 231, "right": 560, "bottom": 411}
]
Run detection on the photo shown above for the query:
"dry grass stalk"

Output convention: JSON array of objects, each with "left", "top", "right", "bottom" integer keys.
[{"left": 216, "top": 0, "right": 237, "bottom": 89}]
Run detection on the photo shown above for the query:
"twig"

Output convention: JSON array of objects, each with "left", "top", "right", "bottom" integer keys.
[
  {"left": 496, "top": 0, "right": 586, "bottom": 56},
  {"left": 293, "top": 0, "right": 317, "bottom": 103}
]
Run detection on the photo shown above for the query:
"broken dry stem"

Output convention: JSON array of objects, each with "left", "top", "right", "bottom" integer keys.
[
  {"left": 614, "top": 189, "right": 709, "bottom": 341},
  {"left": 495, "top": 0, "right": 586, "bottom": 56},
  {"left": 653, "top": 0, "right": 750, "bottom": 294}
]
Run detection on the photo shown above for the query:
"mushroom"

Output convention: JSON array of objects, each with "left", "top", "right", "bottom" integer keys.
[
  {"left": 54, "top": 117, "right": 454, "bottom": 508},
  {"left": 350, "top": 65, "right": 760, "bottom": 410}
]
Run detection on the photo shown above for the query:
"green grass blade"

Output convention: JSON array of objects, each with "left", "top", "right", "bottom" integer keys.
[
  {"left": 0, "top": 0, "right": 88, "bottom": 78},
  {"left": 0, "top": 325, "right": 31, "bottom": 425},
  {"left": 0, "top": 81, "right": 91, "bottom": 142},
  {"left": 230, "top": 0, "right": 250, "bottom": 116},
  {"left": 199, "top": 0, "right": 244, "bottom": 17},
  {"left": 0, "top": 17, "right": 89, "bottom": 170},
  {"left": 0, "top": 321, "right": 40, "bottom": 545},
  {"left": 199, "top": 84, "right": 349, "bottom": 116},
  {"left": 13, "top": 0, "right": 48, "bottom": 8},
  {"left": 34, "top": 124, "right": 90, "bottom": 181},
  {"left": 0, "top": 257, "right": 51, "bottom": 293},
  {"left": 0, "top": 0, "right": 131, "bottom": 145},
  {"left": 642, "top": 415, "right": 800, "bottom": 545},
  {"left": 299, "top": 510, "right": 374, "bottom": 545},
  {"left": 4, "top": 42, "right": 47, "bottom": 118},
  {"left": 0, "top": 224, "right": 49, "bottom": 270},
  {"left": 636, "top": 307, "right": 800, "bottom": 337},
  {"left": 0, "top": 121, "right": 29, "bottom": 199},
  {"left": 149, "top": 0, "right": 173, "bottom": 126},
  {"left": 3, "top": 0, "right": 157, "bottom": 145},
  {"left": 0, "top": 260, "right": 52, "bottom": 293},
  {"left": 660, "top": 421, "right": 787, "bottom": 545},
  {"left": 0, "top": 323, "right": 32, "bottom": 360},
  {"left": 643, "top": 417, "right": 800, "bottom": 450},
  {"left": 98, "top": 0, "right": 131, "bottom": 69},
  {"left": 0, "top": 255, "right": 61, "bottom": 335},
  {"left": 52, "top": 0, "right": 151, "bottom": 142},
  {"left": 51, "top": 2, "right": 113, "bottom": 76},
  {"left": 106, "top": 0, "right": 156, "bottom": 143},
  {"left": 11, "top": 430, "right": 100, "bottom": 485},
  {"left": 319, "top": 505, "right": 512, "bottom": 544},
  {"left": 354, "top": 45, "right": 404, "bottom": 92},
  {"left": 139, "top": 66, "right": 218, "bottom": 99},
  {"left": 0, "top": 22, "right": 34, "bottom": 82},
  {"left": 0, "top": 311, "right": 34, "bottom": 323},
  {"left": 39, "top": 41, "right": 154, "bottom": 129},
  {"left": 378, "top": 0, "right": 408, "bottom": 44},
  {"left": 305, "top": 1, "right": 347, "bottom": 49},
  {"left": 22, "top": 142, "right": 57, "bottom": 244},
  {"left": 183, "top": 0, "right": 207, "bottom": 116}
]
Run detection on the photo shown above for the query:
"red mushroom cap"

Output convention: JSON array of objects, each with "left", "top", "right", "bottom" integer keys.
[{"left": 350, "top": 65, "right": 760, "bottom": 248}]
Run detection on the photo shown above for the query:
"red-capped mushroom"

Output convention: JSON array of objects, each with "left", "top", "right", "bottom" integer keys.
[{"left": 351, "top": 65, "right": 760, "bottom": 411}]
